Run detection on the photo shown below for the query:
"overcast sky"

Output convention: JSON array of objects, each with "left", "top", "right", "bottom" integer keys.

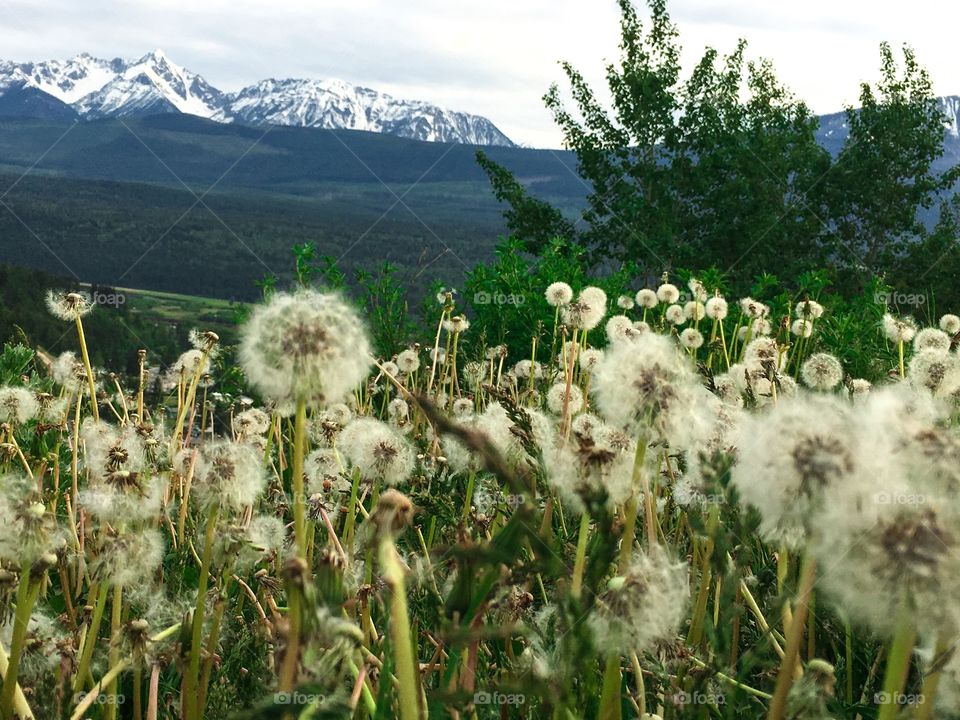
[{"left": 1, "top": 0, "right": 957, "bottom": 147}]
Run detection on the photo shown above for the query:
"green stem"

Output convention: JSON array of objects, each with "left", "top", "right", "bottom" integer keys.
[
  {"left": 571, "top": 512, "right": 591, "bottom": 599},
  {"left": 184, "top": 504, "right": 219, "bottom": 720},
  {"left": 876, "top": 599, "right": 915, "bottom": 720},
  {"left": 766, "top": 554, "right": 816, "bottom": 720},
  {"left": 73, "top": 582, "right": 109, "bottom": 693},
  {"left": 105, "top": 584, "right": 123, "bottom": 720},
  {"left": 598, "top": 654, "right": 622, "bottom": 720},
  {"left": 292, "top": 398, "right": 308, "bottom": 558},
  {"left": 0, "top": 577, "right": 40, "bottom": 720},
  {"left": 75, "top": 316, "right": 99, "bottom": 422},
  {"left": 379, "top": 538, "right": 420, "bottom": 720}
]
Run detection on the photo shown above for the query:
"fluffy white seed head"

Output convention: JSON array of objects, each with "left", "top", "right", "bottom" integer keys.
[
  {"left": 791, "top": 319, "right": 813, "bottom": 338},
  {"left": 795, "top": 300, "right": 824, "bottom": 319},
  {"left": 679, "top": 328, "right": 704, "bottom": 350},
  {"left": 339, "top": 418, "right": 416, "bottom": 486},
  {"left": 800, "top": 353, "right": 844, "bottom": 390},
  {"left": 665, "top": 304, "right": 685, "bottom": 325},
  {"left": 914, "top": 328, "right": 951, "bottom": 354},
  {"left": 705, "top": 296, "right": 728, "bottom": 320},
  {"left": 635, "top": 289, "right": 659, "bottom": 309},
  {"left": 240, "top": 290, "right": 373, "bottom": 413},
  {"left": 45, "top": 290, "right": 93, "bottom": 321},
  {"left": 0, "top": 387, "right": 39, "bottom": 425},
  {"left": 546, "top": 382, "right": 584, "bottom": 415},
  {"left": 396, "top": 349, "right": 421, "bottom": 374},
  {"left": 656, "top": 284, "right": 680, "bottom": 304},
  {"left": 882, "top": 313, "right": 917, "bottom": 343},
  {"left": 192, "top": 440, "right": 267, "bottom": 512},
  {"left": 545, "top": 282, "right": 574, "bottom": 307},
  {"left": 939, "top": 314, "right": 960, "bottom": 335},
  {"left": 616, "top": 295, "right": 634, "bottom": 310}
]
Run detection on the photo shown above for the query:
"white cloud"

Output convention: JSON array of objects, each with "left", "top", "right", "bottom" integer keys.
[{"left": 1, "top": 0, "right": 957, "bottom": 147}]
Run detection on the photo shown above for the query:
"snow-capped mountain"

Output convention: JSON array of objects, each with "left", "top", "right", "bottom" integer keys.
[
  {"left": 0, "top": 50, "right": 514, "bottom": 146},
  {"left": 219, "top": 78, "right": 511, "bottom": 145}
]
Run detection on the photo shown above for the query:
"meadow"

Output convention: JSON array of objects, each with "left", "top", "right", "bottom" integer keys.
[{"left": 0, "top": 274, "right": 958, "bottom": 720}]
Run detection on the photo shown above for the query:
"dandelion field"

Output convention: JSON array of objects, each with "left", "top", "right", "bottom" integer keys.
[{"left": 2, "top": 276, "right": 960, "bottom": 720}]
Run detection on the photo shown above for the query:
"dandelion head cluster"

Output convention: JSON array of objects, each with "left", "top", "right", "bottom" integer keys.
[
  {"left": 45, "top": 290, "right": 93, "bottom": 321},
  {"left": 240, "top": 290, "right": 373, "bottom": 412},
  {"left": 338, "top": 418, "right": 416, "bottom": 486},
  {"left": 545, "top": 282, "right": 574, "bottom": 307}
]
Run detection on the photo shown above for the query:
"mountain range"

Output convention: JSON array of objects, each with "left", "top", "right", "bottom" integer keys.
[{"left": 0, "top": 49, "right": 514, "bottom": 146}]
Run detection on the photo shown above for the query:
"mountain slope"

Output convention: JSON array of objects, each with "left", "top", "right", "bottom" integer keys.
[{"left": 0, "top": 50, "right": 514, "bottom": 145}]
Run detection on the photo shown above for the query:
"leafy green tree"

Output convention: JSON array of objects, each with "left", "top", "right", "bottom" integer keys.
[{"left": 824, "top": 43, "right": 960, "bottom": 273}]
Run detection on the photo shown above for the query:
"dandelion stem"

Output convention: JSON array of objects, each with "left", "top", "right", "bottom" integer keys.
[
  {"left": 766, "top": 553, "right": 816, "bottom": 720},
  {"left": 876, "top": 598, "right": 915, "bottom": 720},
  {"left": 73, "top": 582, "right": 109, "bottom": 693},
  {"left": 0, "top": 576, "right": 40, "bottom": 720},
  {"left": 598, "top": 654, "right": 622, "bottom": 720},
  {"left": 0, "top": 640, "right": 33, "bottom": 719},
  {"left": 915, "top": 636, "right": 950, "bottom": 720},
  {"left": 379, "top": 537, "right": 421, "bottom": 720},
  {"left": 184, "top": 503, "right": 219, "bottom": 720},
  {"left": 291, "top": 398, "right": 308, "bottom": 558},
  {"left": 75, "top": 316, "right": 99, "bottom": 422},
  {"left": 571, "top": 512, "right": 591, "bottom": 599}
]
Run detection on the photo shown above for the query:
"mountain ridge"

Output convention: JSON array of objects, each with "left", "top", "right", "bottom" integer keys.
[{"left": 0, "top": 49, "right": 514, "bottom": 146}]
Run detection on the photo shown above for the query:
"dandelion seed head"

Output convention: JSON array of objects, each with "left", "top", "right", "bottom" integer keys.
[
  {"left": 240, "top": 290, "right": 373, "bottom": 413},
  {"left": 579, "top": 348, "right": 603, "bottom": 372},
  {"left": 705, "top": 296, "right": 728, "bottom": 320},
  {"left": 452, "top": 398, "right": 474, "bottom": 417},
  {"left": 94, "top": 529, "right": 164, "bottom": 587},
  {"left": 800, "top": 353, "right": 844, "bottom": 391},
  {"left": 590, "top": 546, "right": 688, "bottom": 656},
  {"left": 795, "top": 300, "right": 824, "bottom": 319},
  {"left": 45, "top": 290, "right": 93, "bottom": 321},
  {"left": 914, "top": 328, "right": 951, "bottom": 354},
  {"left": 606, "top": 315, "right": 639, "bottom": 344},
  {"left": 679, "top": 328, "right": 704, "bottom": 350},
  {"left": 635, "top": 289, "right": 658, "bottom": 309},
  {"left": 617, "top": 295, "right": 635, "bottom": 310},
  {"left": 664, "top": 304, "right": 685, "bottom": 325},
  {"left": 791, "top": 319, "right": 813, "bottom": 338},
  {"left": 683, "top": 301, "right": 706, "bottom": 322},
  {"left": 234, "top": 408, "right": 271, "bottom": 437},
  {"left": 687, "top": 278, "right": 708, "bottom": 303},
  {"left": 192, "top": 440, "right": 267, "bottom": 512},
  {"left": 545, "top": 282, "right": 574, "bottom": 307},
  {"left": 339, "top": 418, "right": 415, "bottom": 486},
  {"left": 546, "top": 382, "right": 584, "bottom": 415},
  {"left": 656, "top": 284, "right": 680, "bottom": 304},
  {"left": 883, "top": 313, "right": 917, "bottom": 343},
  {"left": 939, "top": 314, "right": 960, "bottom": 335},
  {"left": 0, "top": 386, "right": 39, "bottom": 425},
  {"left": 396, "top": 349, "right": 420, "bottom": 374}
]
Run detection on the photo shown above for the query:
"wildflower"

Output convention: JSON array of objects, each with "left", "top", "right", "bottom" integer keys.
[
  {"left": 93, "top": 529, "right": 164, "bottom": 587},
  {"left": 544, "top": 428, "right": 634, "bottom": 513},
  {"left": 849, "top": 378, "right": 871, "bottom": 400},
  {"left": 791, "top": 319, "right": 813, "bottom": 338},
  {"left": 462, "top": 361, "right": 485, "bottom": 389},
  {"left": 45, "top": 290, "right": 93, "bottom": 321},
  {"left": 51, "top": 351, "right": 85, "bottom": 391},
  {"left": 0, "top": 387, "right": 39, "bottom": 425},
  {"left": 633, "top": 321, "right": 650, "bottom": 333},
  {"left": 396, "top": 349, "right": 420, "bottom": 374},
  {"left": 546, "top": 382, "right": 584, "bottom": 415},
  {"left": 939, "top": 314, "right": 960, "bottom": 335},
  {"left": 800, "top": 353, "right": 843, "bottom": 390},
  {"left": 688, "top": 278, "right": 708, "bottom": 302},
  {"left": 191, "top": 440, "right": 267, "bottom": 512},
  {"left": 664, "top": 304, "right": 685, "bottom": 325},
  {"left": 678, "top": 328, "right": 704, "bottom": 350},
  {"left": 579, "top": 348, "right": 603, "bottom": 373},
  {"left": 0, "top": 473, "right": 65, "bottom": 565},
  {"left": 592, "top": 332, "right": 702, "bottom": 448},
  {"left": 545, "top": 282, "right": 574, "bottom": 307},
  {"left": 739, "top": 297, "right": 769, "bottom": 319},
  {"left": 339, "top": 418, "right": 416, "bottom": 487},
  {"left": 512, "top": 360, "right": 543, "bottom": 380},
  {"left": 590, "top": 546, "right": 688, "bottom": 656},
  {"left": 795, "top": 300, "right": 824, "bottom": 319},
  {"left": 656, "top": 284, "right": 680, "bottom": 304},
  {"left": 914, "top": 328, "right": 951, "bottom": 354},
  {"left": 443, "top": 315, "right": 470, "bottom": 333},
  {"left": 635, "top": 289, "right": 658, "bottom": 309},
  {"left": 616, "top": 295, "right": 635, "bottom": 310},
  {"left": 733, "top": 395, "right": 857, "bottom": 548},
  {"left": 908, "top": 350, "right": 958, "bottom": 394},
  {"left": 683, "top": 301, "right": 705, "bottom": 322},
  {"left": 705, "top": 296, "right": 728, "bottom": 320},
  {"left": 387, "top": 398, "right": 410, "bottom": 425},
  {"left": 882, "top": 313, "right": 917, "bottom": 343},
  {"left": 234, "top": 408, "right": 271, "bottom": 438},
  {"left": 239, "top": 290, "right": 373, "bottom": 412},
  {"left": 562, "top": 289, "right": 606, "bottom": 331},
  {"left": 606, "top": 315, "right": 638, "bottom": 344}
]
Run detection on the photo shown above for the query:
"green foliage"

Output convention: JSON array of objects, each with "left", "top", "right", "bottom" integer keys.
[{"left": 485, "top": 0, "right": 959, "bottom": 303}]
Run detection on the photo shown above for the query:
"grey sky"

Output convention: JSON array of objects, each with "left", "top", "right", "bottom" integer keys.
[{"left": 1, "top": 0, "right": 957, "bottom": 147}]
